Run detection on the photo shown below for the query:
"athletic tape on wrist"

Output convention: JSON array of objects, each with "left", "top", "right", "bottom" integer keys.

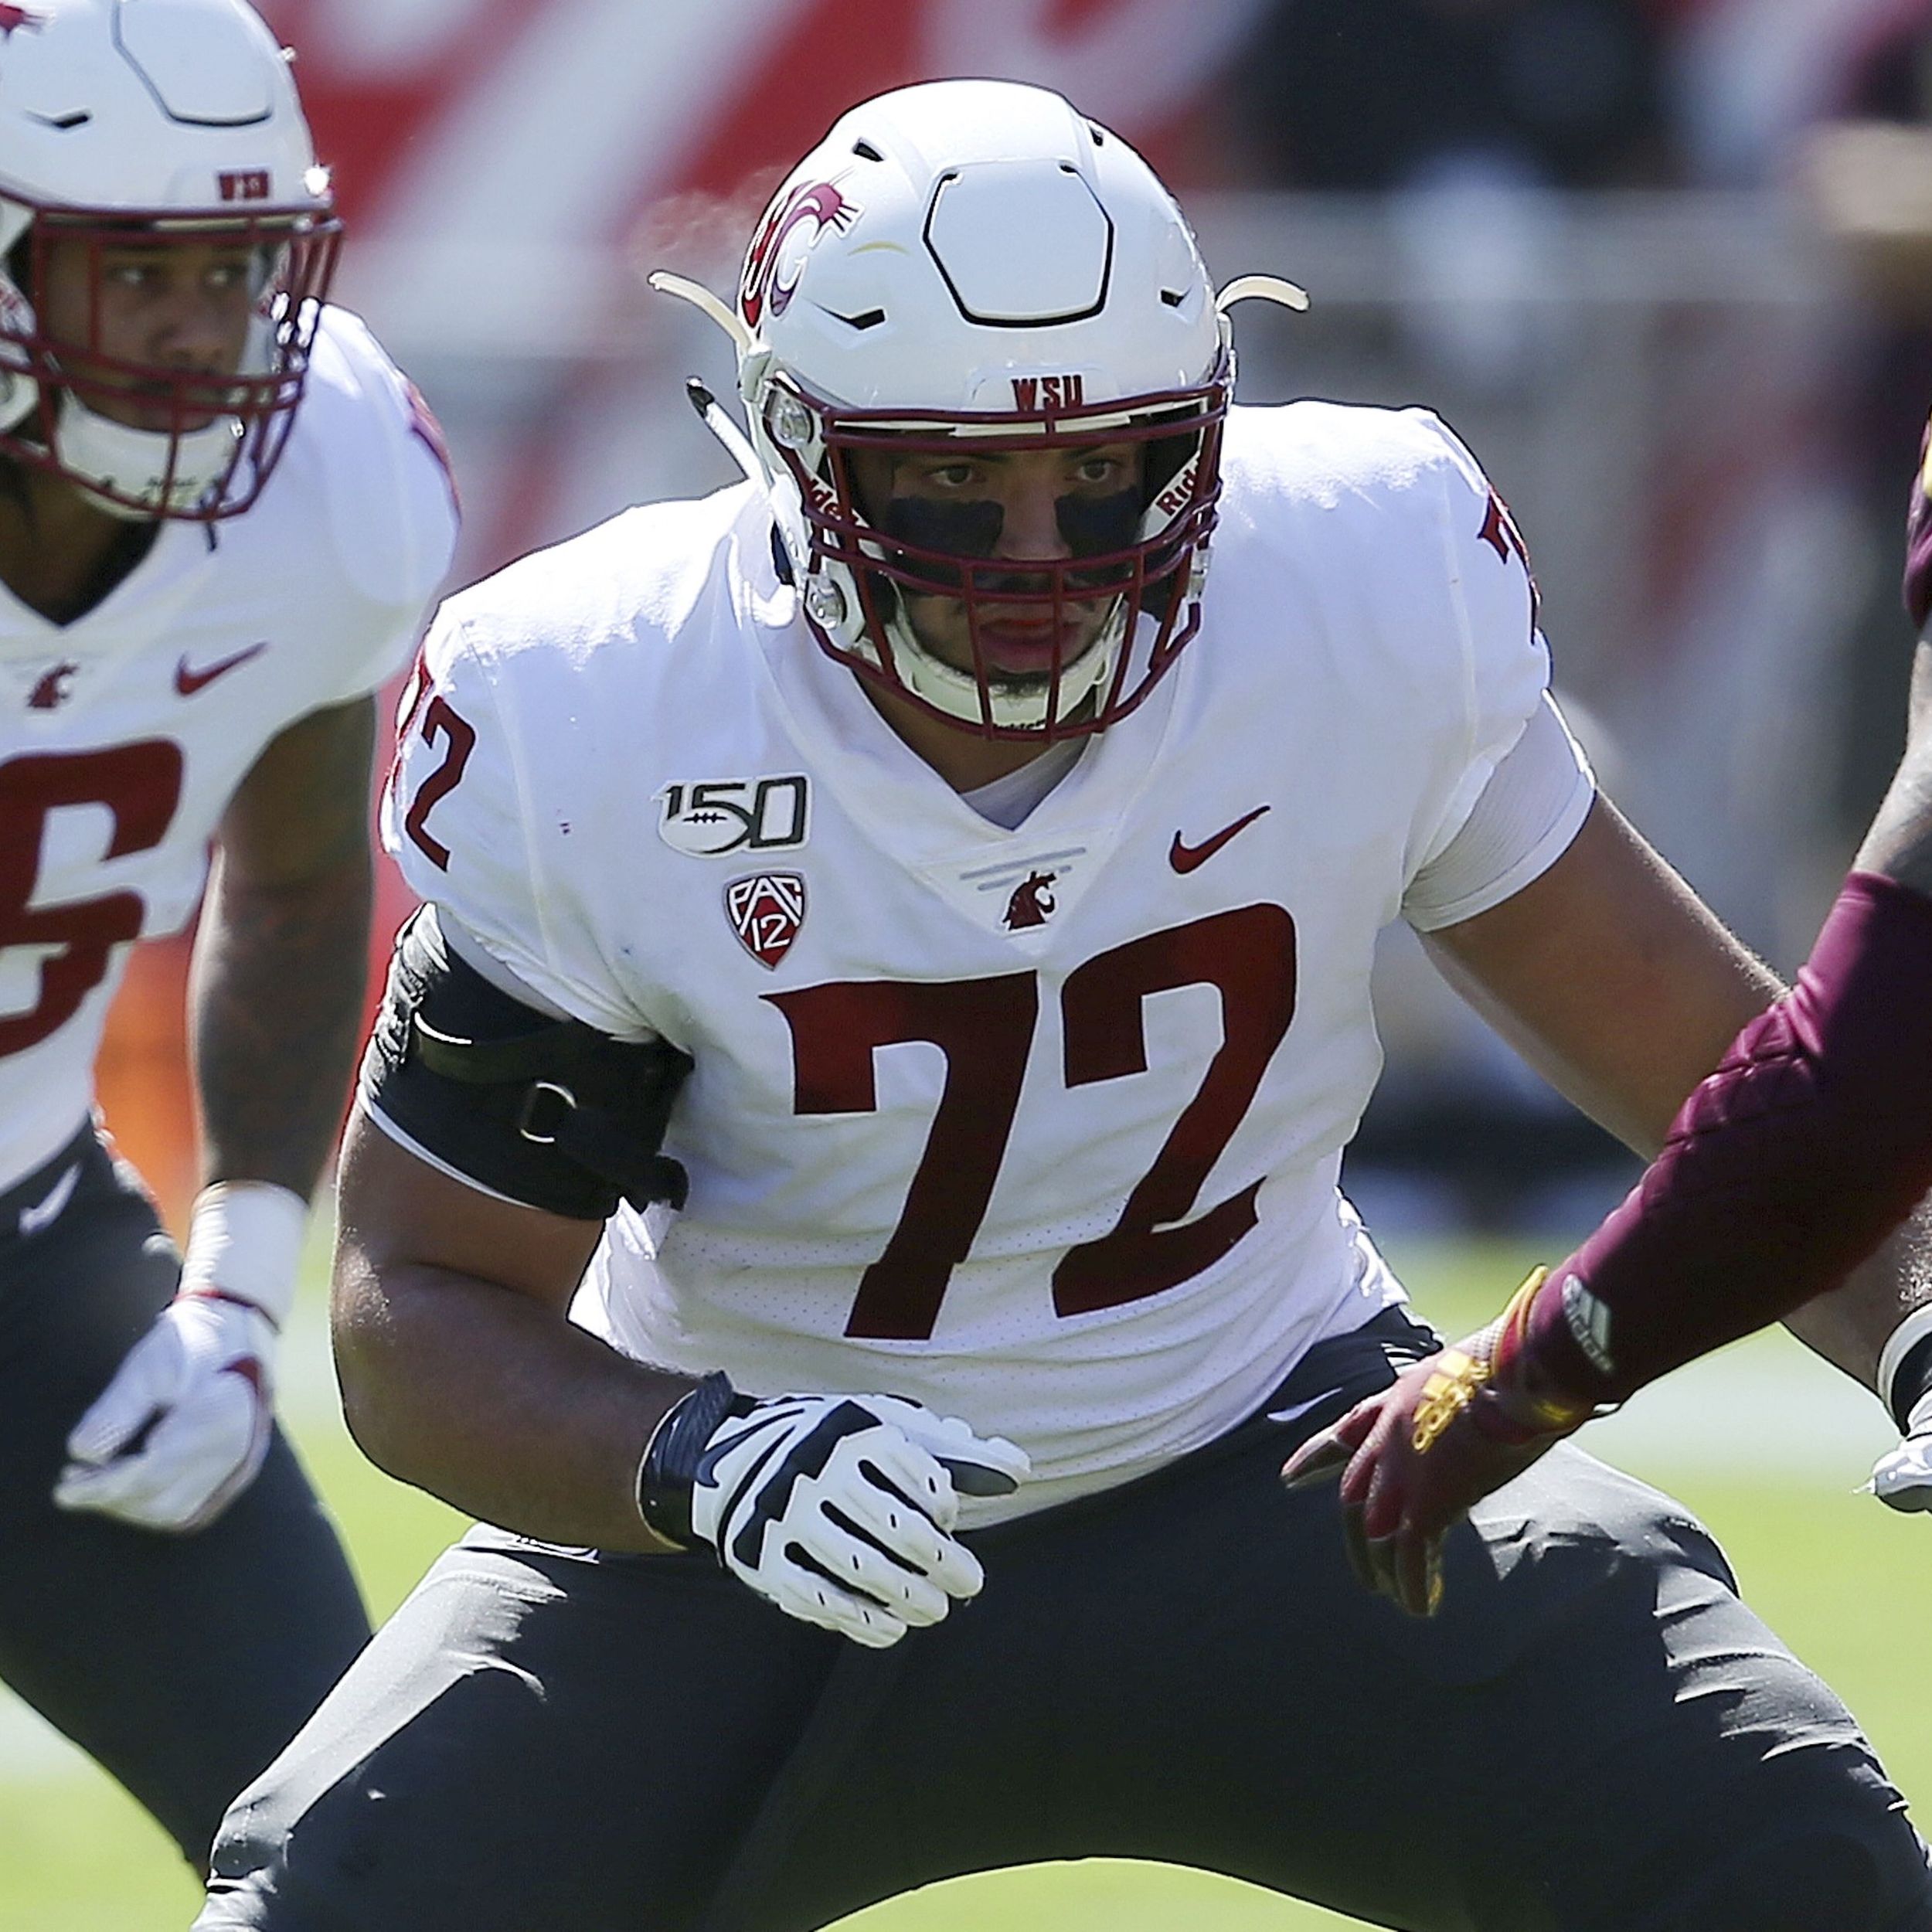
[
  {"left": 179, "top": 1181, "right": 308, "bottom": 1329},
  {"left": 1879, "top": 1304, "right": 1932, "bottom": 1433}
]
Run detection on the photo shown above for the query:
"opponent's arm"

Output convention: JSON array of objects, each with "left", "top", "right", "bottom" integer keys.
[
  {"left": 1289, "top": 762, "right": 1932, "bottom": 1608},
  {"left": 1449, "top": 805, "right": 1932, "bottom": 1406},
  {"left": 56, "top": 698, "right": 383, "bottom": 1532},
  {"left": 1853, "top": 639, "right": 1932, "bottom": 896},
  {"left": 1504, "top": 641, "right": 1932, "bottom": 1438},
  {"left": 1284, "top": 795, "right": 1782, "bottom": 1610},
  {"left": 1781, "top": 634, "right": 1932, "bottom": 1498},
  {"left": 1451, "top": 525, "right": 1932, "bottom": 1458},
  {"left": 1289, "top": 427, "right": 1932, "bottom": 1609}
]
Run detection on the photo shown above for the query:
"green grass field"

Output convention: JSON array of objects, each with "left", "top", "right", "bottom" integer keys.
[{"left": 4, "top": 1235, "right": 1927, "bottom": 1931}]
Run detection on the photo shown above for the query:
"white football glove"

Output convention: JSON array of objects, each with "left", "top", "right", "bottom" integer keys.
[
  {"left": 54, "top": 1181, "right": 305, "bottom": 1534},
  {"left": 1870, "top": 1389, "right": 1932, "bottom": 1513},
  {"left": 641, "top": 1377, "right": 1030, "bottom": 1648}
]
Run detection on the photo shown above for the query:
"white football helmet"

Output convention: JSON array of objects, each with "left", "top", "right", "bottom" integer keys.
[
  {"left": 0, "top": 0, "right": 339, "bottom": 520},
  {"left": 653, "top": 80, "right": 1304, "bottom": 739}
]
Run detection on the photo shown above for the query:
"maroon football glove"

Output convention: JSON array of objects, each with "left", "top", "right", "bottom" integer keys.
[{"left": 1281, "top": 1270, "right": 1599, "bottom": 1616}]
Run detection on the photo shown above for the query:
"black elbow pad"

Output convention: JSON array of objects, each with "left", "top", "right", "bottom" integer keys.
[{"left": 360, "top": 909, "right": 692, "bottom": 1222}]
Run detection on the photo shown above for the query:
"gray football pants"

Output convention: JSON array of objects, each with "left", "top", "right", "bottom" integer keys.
[
  {"left": 198, "top": 1308, "right": 1932, "bottom": 1931},
  {"left": 0, "top": 1125, "right": 370, "bottom": 1868}
]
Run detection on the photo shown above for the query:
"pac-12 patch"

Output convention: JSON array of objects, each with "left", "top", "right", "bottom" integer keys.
[{"left": 726, "top": 872, "right": 806, "bottom": 968}]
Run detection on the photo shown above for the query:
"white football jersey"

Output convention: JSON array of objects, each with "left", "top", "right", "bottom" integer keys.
[
  {"left": 0, "top": 308, "right": 459, "bottom": 1191},
  {"left": 381, "top": 403, "right": 1583, "bottom": 1520}
]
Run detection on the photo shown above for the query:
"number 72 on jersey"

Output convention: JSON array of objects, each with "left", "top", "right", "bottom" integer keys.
[{"left": 767, "top": 903, "right": 1297, "bottom": 1343}]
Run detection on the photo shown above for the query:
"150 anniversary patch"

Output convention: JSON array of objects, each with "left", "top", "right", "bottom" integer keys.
[{"left": 657, "top": 775, "right": 811, "bottom": 857}]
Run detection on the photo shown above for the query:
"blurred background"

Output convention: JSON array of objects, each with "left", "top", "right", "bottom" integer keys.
[
  {"left": 26, "top": 2, "right": 1932, "bottom": 1926},
  {"left": 97, "top": 0, "right": 1932, "bottom": 1243}
]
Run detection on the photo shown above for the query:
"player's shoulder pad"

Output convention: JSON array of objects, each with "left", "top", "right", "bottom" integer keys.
[
  {"left": 430, "top": 481, "right": 761, "bottom": 687},
  {"left": 281, "top": 304, "right": 461, "bottom": 616},
  {"left": 386, "top": 489, "right": 761, "bottom": 994},
  {"left": 1223, "top": 400, "right": 1540, "bottom": 642},
  {"left": 1223, "top": 401, "right": 1515, "bottom": 543}
]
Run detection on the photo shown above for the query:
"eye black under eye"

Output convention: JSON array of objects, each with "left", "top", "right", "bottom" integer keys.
[
  {"left": 1056, "top": 489, "right": 1140, "bottom": 558},
  {"left": 880, "top": 496, "right": 1004, "bottom": 560}
]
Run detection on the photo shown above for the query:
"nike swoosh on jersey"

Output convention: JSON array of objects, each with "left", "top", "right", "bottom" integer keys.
[
  {"left": 175, "top": 641, "right": 268, "bottom": 696},
  {"left": 1170, "top": 804, "right": 1270, "bottom": 873},
  {"left": 19, "top": 1159, "right": 80, "bottom": 1237}
]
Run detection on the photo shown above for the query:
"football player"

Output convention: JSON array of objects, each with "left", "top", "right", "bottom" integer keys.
[
  {"left": 201, "top": 82, "right": 1929, "bottom": 1932},
  {"left": 0, "top": 0, "right": 456, "bottom": 1874},
  {"left": 1284, "top": 420, "right": 1932, "bottom": 1616}
]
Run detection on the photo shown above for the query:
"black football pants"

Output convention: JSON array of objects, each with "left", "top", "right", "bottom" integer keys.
[
  {"left": 0, "top": 1125, "right": 370, "bottom": 1868},
  {"left": 198, "top": 1307, "right": 1932, "bottom": 1930}
]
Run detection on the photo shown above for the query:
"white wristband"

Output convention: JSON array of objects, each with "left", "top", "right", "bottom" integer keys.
[
  {"left": 1877, "top": 1304, "right": 1932, "bottom": 1425},
  {"left": 178, "top": 1181, "right": 308, "bottom": 1329}
]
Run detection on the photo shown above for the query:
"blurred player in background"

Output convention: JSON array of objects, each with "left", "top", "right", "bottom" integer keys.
[
  {"left": 205, "top": 80, "right": 1928, "bottom": 1932},
  {"left": 0, "top": 0, "right": 456, "bottom": 1873},
  {"left": 1286, "top": 414, "right": 1932, "bottom": 1616}
]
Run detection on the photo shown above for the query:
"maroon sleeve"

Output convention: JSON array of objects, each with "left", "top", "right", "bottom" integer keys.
[
  {"left": 1906, "top": 413, "right": 1932, "bottom": 632},
  {"left": 1523, "top": 872, "right": 1932, "bottom": 1406}
]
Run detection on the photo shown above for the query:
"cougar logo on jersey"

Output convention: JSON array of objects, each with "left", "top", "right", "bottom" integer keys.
[
  {"left": 740, "top": 180, "right": 856, "bottom": 330},
  {"left": 26, "top": 661, "right": 77, "bottom": 711},
  {"left": 726, "top": 873, "right": 806, "bottom": 969},
  {"left": 658, "top": 776, "right": 810, "bottom": 858},
  {"left": 941, "top": 842, "right": 1093, "bottom": 936},
  {"left": 1003, "top": 870, "right": 1057, "bottom": 930}
]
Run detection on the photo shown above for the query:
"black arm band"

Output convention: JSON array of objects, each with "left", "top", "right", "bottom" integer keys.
[
  {"left": 636, "top": 1370, "right": 750, "bottom": 1550},
  {"left": 360, "top": 908, "right": 692, "bottom": 1222}
]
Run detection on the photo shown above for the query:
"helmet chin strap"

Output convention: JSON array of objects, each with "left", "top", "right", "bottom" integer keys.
[{"left": 54, "top": 391, "right": 242, "bottom": 520}]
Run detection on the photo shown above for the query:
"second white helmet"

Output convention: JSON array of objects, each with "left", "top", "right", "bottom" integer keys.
[{"left": 0, "top": 0, "right": 338, "bottom": 519}]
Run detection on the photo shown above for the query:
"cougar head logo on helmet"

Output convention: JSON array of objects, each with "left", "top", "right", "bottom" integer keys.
[
  {"left": 740, "top": 180, "right": 856, "bottom": 332},
  {"left": 651, "top": 79, "right": 1307, "bottom": 741},
  {"left": 0, "top": 0, "right": 341, "bottom": 521}
]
